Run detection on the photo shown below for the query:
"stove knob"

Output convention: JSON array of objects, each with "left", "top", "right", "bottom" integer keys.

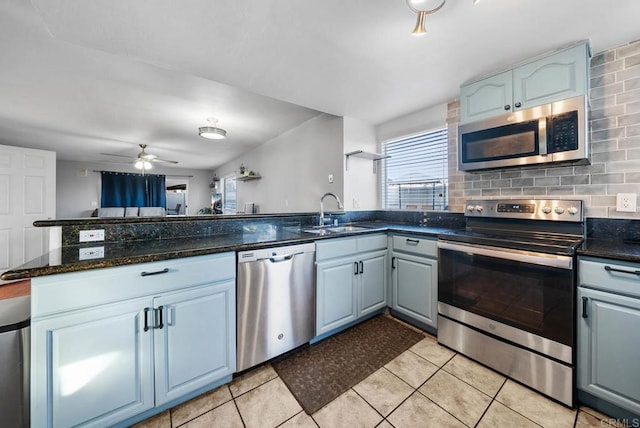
[
  {"left": 542, "top": 206, "right": 552, "bottom": 214},
  {"left": 474, "top": 205, "right": 484, "bottom": 213},
  {"left": 467, "top": 204, "right": 475, "bottom": 212},
  {"left": 554, "top": 206, "right": 565, "bottom": 214},
  {"left": 567, "top": 206, "right": 579, "bottom": 215}
]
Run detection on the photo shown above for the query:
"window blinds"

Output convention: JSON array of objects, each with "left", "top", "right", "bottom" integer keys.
[{"left": 382, "top": 127, "right": 448, "bottom": 211}]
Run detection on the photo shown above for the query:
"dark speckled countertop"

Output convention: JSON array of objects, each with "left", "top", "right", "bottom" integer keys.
[
  {"left": 578, "top": 239, "right": 640, "bottom": 263},
  {"left": 1, "top": 222, "right": 461, "bottom": 281}
]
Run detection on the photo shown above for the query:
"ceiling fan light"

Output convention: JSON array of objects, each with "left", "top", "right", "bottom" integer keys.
[
  {"left": 134, "top": 160, "right": 153, "bottom": 170},
  {"left": 199, "top": 126, "right": 227, "bottom": 140}
]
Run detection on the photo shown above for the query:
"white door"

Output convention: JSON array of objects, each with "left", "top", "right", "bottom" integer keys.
[{"left": 0, "top": 144, "right": 56, "bottom": 282}]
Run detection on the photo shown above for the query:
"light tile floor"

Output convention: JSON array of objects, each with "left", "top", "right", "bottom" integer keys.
[{"left": 134, "top": 320, "right": 624, "bottom": 428}]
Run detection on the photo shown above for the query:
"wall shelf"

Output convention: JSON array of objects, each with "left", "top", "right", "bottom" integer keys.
[
  {"left": 345, "top": 150, "right": 390, "bottom": 173},
  {"left": 237, "top": 174, "right": 261, "bottom": 181}
]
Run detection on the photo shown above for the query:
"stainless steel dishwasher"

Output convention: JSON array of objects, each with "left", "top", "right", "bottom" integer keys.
[{"left": 237, "top": 242, "right": 315, "bottom": 372}]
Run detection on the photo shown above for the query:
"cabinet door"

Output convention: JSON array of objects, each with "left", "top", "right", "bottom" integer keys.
[
  {"left": 154, "top": 281, "right": 236, "bottom": 406},
  {"left": 392, "top": 252, "right": 438, "bottom": 328},
  {"left": 513, "top": 43, "right": 588, "bottom": 110},
  {"left": 316, "top": 257, "right": 357, "bottom": 335},
  {"left": 359, "top": 250, "right": 388, "bottom": 317},
  {"left": 577, "top": 287, "right": 640, "bottom": 415},
  {"left": 460, "top": 70, "right": 513, "bottom": 123},
  {"left": 31, "top": 297, "right": 154, "bottom": 428}
]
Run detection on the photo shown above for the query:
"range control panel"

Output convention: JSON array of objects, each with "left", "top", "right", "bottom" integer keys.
[{"left": 465, "top": 199, "right": 583, "bottom": 221}]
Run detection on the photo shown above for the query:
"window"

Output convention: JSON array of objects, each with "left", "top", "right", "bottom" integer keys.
[
  {"left": 381, "top": 126, "right": 448, "bottom": 211},
  {"left": 222, "top": 175, "right": 237, "bottom": 214}
]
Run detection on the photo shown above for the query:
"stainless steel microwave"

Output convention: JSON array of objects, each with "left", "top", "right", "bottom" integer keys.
[{"left": 458, "top": 95, "right": 589, "bottom": 171}]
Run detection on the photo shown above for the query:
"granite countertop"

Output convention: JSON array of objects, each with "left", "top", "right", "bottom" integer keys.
[
  {"left": 1, "top": 222, "right": 461, "bottom": 282},
  {"left": 578, "top": 238, "right": 640, "bottom": 264}
]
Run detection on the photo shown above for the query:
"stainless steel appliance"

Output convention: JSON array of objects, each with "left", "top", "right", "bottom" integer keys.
[
  {"left": 237, "top": 243, "right": 316, "bottom": 372},
  {"left": 458, "top": 95, "right": 588, "bottom": 171},
  {"left": 0, "top": 295, "right": 30, "bottom": 427},
  {"left": 437, "top": 199, "right": 584, "bottom": 406}
]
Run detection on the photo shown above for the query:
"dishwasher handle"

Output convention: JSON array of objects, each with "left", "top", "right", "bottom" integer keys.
[{"left": 264, "top": 252, "right": 304, "bottom": 263}]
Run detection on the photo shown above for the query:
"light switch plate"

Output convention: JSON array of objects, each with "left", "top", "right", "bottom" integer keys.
[{"left": 616, "top": 193, "right": 637, "bottom": 212}]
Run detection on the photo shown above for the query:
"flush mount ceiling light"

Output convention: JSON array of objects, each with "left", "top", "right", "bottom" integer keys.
[
  {"left": 406, "top": 0, "right": 446, "bottom": 36},
  {"left": 199, "top": 117, "right": 227, "bottom": 140},
  {"left": 406, "top": 0, "right": 478, "bottom": 36}
]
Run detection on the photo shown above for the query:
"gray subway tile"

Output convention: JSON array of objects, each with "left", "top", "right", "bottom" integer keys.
[
  {"left": 616, "top": 88, "right": 640, "bottom": 104},
  {"left": 618, "top": 112, "right": 640, "bottom": 126},
  {"left": 625, "top": 54, "right": 640, "bottom": 68},
  {"left": 590, "top": 139, "right": 618, "bottom": 153},
  {"left": 591, "top": 195, "right": 617, "bottom": 206},
  {"left": 575, "top": 164, "right": 606, "bottom": 174},
  {"left": 627, "top": 149, "right": 640, "bottom": 160},
  {"left": 591, "top": 50, "right": 616, "bottom": 67},
  {"left": 592, "top": 151, "right": 627, "bottom": 163},
  {"left": 511, "top": 178, "right": 534, "bottom": 187},
  {"left": 491, "top": 179, "right": 511, "bottom": 188},
  {"left": 521, "top": 169, "right": 548, "bottom": 178},
  {"left": 589, "top": 105, "right": 625, "bottom": 120},
  {"left": 590, "top": 117, "right": 618, "bottom": 131},
  {"left": 547, "top": 186, "right": 575, "bottom": 195},
  {"left": 523, "top": 187, "right": 547, "bottom": 196},
  {"left": 591, "top": 127, "right": 625, "bottom": 142},
  {"left": 616, "top": 66, "right": 640, "bottom": 83},
  {"left": 625, "top": 77, "right": 640, "bottom": 92},
  {"left": 590, "top": 94, "right": 617, "bottom": 110},
  {"left": 547, "top": 166, "right": 574, "bottom": 176},
  {"left": 590, "top": 73, "right": 616, "bottom": 89},
  {"left": 500, "top": 188, "right": 522, "bottom": 196},
  {"left": 627, "top": 100, "right": 640, "bottom": 114},
  {"left": 481, "top": 189, "right": 501, "bottom": 196},
  {"left": 473, "top": 181, "right": 492, "bottom": 189},
  {"left": 590, "top": 82, "right": 623, "bottom": 99},
  {"left": 480, "top": 172, "right": 501, "bottom": 180},
  {"left": 575, "top": 184, "right": 607, "bottom": 195},
  {"left": 626, "top": 172, "right": 640, "bottom": 182},
  {"left": 561, "top": 175, "right": 590, "bottom": 185},
  {"left": 591, "top": 59, "right": 624, "bottom": 78},
  {"left": 590, "top": 173, "right": 625, "bottom": 184},
  {"left": 617, "top": 41, "right": 640, "bottom": 58},
  {"left": 500, "top": 170, "right": 522, "bottom": 179},
  {"left": 534, "top": 177, "right": 560, "bottom": 186},
  {"left": 627, "top": 124, "right": 640, "bottom": 137}
]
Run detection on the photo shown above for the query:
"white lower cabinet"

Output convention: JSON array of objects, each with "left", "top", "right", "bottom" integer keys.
[
  {"left": 315, "top": 234, "right": 387, "bottom": 336},
  {"left": 577, "top": 257, "right": 640, "bottom": 418},
  {"left": 390, "top": 235, "right": 438, "bottom": 330},
  {"left": 31, "top": 252, "right": 236, "bottom": 428}
]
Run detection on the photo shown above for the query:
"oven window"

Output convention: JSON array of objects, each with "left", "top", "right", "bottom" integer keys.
[
  {"left": 461, "top": 120, "right": 539, "bottom": 163},
  {"left": 438, "top": 248, "right": 573, "bottom": 346}
]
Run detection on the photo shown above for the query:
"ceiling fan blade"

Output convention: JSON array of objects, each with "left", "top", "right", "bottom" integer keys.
[
  {"left": 100, "top": 152, "right": 134, "bottom": 159},
  {"left": 151, "top": 158, "right": 179, "bottom": 164}
]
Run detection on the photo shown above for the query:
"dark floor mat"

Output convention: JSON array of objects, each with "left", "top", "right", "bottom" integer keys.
[{"left": 272, "top": 315, "right": 424, "bottom": 415}]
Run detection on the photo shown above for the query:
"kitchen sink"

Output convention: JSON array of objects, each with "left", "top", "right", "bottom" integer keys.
[{"left": 300, "top": 225, "right": 369, "bottom": 235}]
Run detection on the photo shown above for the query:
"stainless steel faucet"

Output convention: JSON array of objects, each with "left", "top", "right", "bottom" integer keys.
[{"left": 319, "top": 192, "right": 343, "bottom": 226}]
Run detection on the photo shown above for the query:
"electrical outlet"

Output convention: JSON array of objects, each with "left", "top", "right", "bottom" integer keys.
[
  {"left": 79, "top": 229, "right": 105, "bottom": 242},
  {"left": 616, "top": 193, "right": 637, "bottom": 212},
  {"left": 78, "top": 246, "right": 105, "bottom": 260}
]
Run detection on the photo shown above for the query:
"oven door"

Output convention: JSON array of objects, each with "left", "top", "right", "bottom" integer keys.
[{"left": 437, "top": 241, "right": 574, "bottom": 363}]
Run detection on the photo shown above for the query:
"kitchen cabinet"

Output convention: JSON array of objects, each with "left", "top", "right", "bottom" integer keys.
[
  {"left": 390, "top": 235, "right": 438, "bottom": 331},
  {"left": 31, "top": 252, "right": 236, "bottom": 428},
  {"left": 315, "top": 234, "right": 387, "bottom": 337},
  {"left": 577, "top": 257, "right": 640, "bottom": 419},
  {"left": 460, "top": 42, "right": 589, "bottom": 123}
]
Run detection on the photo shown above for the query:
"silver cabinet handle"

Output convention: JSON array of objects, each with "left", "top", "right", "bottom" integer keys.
[
  {"left": 604, "top": 265, "right": 640, "bottom": 277},
  {"left": 406, "top": 238, "right": 420, "bottom": 245}
]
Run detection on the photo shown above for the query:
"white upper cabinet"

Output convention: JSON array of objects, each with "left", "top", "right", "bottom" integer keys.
[{"left": 460, "top": 42, "right": 590, "bottom": 124}]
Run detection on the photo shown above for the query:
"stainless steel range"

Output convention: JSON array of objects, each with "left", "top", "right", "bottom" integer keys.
[{"left": 437, "top": 199, "right": 584, "bottom": 407}]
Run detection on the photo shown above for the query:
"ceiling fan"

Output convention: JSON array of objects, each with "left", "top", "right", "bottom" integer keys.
[{"left": 100, "top": 144, "right": 178, "bottom": 172}]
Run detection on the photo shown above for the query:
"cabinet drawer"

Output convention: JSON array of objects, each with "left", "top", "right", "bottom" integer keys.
[
  {"left": 316, "top": 234, "right": 387, "bottom": 261},
  {"left": 579, "top": 257, "right": 640, "bottom": 298},
  {"left": 392, "top": 235, "right": 437, "bottom": 258},
  {"left": 32, "top": 252, "right": 236, "bottom": 317},
  {"left": 357, "top": 234, "right": 388, "bottom": 253},
  {"left": 316, "top": 237, "right": 358, "bottom": 261}
]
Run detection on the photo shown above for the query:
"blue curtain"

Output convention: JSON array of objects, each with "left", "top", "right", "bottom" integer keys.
[{"left": 101, "top": 172, "right": 166, "bottom": 207}]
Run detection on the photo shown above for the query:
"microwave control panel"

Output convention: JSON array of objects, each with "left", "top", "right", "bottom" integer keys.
[{"left": 547, "top": 110, "right": 579, "bottom": 153}]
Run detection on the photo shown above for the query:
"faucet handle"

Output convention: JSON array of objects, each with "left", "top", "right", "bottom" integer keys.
[{"left": 322, "top": 215, "right": 332, "bottom": 226}]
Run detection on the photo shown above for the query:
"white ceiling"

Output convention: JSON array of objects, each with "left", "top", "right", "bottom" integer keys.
[{"left": 1, "top": 0, "right": 639, "bottom": 171}]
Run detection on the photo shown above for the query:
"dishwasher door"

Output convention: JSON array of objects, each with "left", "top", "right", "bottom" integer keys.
[{"left": 237, "top": 243, "right": 315, "bottom": 372}]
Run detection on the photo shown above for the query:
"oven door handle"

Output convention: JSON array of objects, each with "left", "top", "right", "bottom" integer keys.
[{"left": 437, "top": 241, "right": 573, "bottom": 270}]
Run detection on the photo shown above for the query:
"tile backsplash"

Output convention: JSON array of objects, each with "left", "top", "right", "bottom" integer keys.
[{"left": 447, "top": 39, "right": 640, "bottom": 218}]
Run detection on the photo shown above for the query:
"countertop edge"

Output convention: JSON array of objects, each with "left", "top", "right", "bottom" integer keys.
[{"left": 2, "top": 224, "right": 457, "bottom": 282}]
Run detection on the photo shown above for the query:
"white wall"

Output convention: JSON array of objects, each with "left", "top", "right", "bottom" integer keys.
[
  {"left": 376, "top": 103, "right": 448, "bottom": 143},
  {"left": 213, "top": 113, "right": 344, "bottom": 214},
  {"left": 343, "top": 117, "right": 378, "bottom": 210},
  {"left": 56, "top": 160, "right": 214, "bottom": 218}
]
